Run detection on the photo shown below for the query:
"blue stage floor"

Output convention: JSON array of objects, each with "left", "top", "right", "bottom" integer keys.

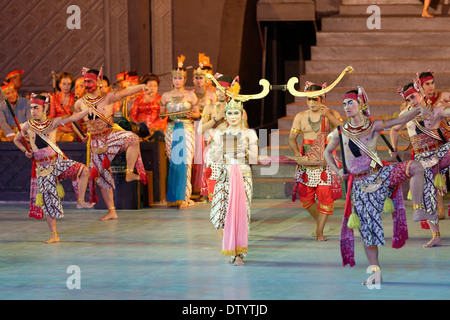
[{"left": 0, "top": 199, "right": 449, "bottom": 301}]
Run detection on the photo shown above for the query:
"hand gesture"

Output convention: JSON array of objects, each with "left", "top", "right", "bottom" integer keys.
[
  {"left": 338, "top": 168, "right": 349, "bottom": 181},
  {"left": 319, "top": 104, "right": 330, "bottom": 116}
]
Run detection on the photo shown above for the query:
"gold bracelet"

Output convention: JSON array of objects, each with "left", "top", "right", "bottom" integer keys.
[{"left": 412, "top": 203, "right": 423, "bottom": 210}]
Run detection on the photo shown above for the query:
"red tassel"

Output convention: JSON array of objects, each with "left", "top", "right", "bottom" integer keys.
[
  {"left": 102, "top": 156, "right": 111, "bottom": 169},
  {"left": 420, "top": 220, "right": 430, "bottom": 230},
  {"left": 302, "top": 172, "right": 308, "bottom": 183},
  {"left": 320, "top": 170, "right": 328, "bottom": 182},
  {"left": 90, "top": 167, "right": 99, "bottom": 179},
  {"left": 205, "top": 167, "right": 212, "bottom": 179}
]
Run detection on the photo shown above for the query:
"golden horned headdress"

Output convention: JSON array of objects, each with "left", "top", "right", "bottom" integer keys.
[
  {"left": 172, "top": 55, "right": 187, "bottom": 78},
  {"left": 206, "top": 73, "right": 270, "bottom": 112},
  {"left": 286, "top": 66, "right": 354, "bottom": 98}
]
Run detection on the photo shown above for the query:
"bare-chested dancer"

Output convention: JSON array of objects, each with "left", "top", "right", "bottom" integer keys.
[
  {"left": 324, "top": 87, "right": 431, "bottom": 284},
  {"left": 14, "top": 94, "right": 93, "bottom": 244},
  {"left": 74, "top": 68, "right": 149, "bottom": 221},
  {"left": 289, "top": 82, "right": 343, "bottom": 241},
  {"left": 390, "top": 80, "right": 450, "bottom": 247}
]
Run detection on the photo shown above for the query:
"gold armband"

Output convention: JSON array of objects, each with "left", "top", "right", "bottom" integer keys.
[
  {"left": 290, "top": 128, "right": 301, "bottom": 134},
  {"left": 201, "top": 114, "right": 211, "bottom": 120}
]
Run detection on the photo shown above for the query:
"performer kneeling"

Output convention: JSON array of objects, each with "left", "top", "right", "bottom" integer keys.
[{"left": 14, "top": 94, "right": 94, "bottom": 244}]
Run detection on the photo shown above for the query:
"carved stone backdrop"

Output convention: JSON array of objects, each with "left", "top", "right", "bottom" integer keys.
[
  {"left": 0, "top": 0, "right": 130, "bottom": 92},
  {"left": 151, "top": 0, "right": 173, "bottom": 93}
]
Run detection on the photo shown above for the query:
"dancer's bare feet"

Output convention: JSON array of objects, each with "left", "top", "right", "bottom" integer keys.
[
  {"left": 77, "top": 200, "right": 95, "bottom": 209},
  {"left": 317, "top": 234, "right": 328, "bottom": 242},
  {"left": 227, "top": 257, "right": 236, "bottom": 264},
  {"left": 44, "top": 233, "right": 60, "bottom": 244},
  {"left": 125, "top": 169, "right": 140, "bottom": 182},
  {"left": 233, "top": 255, "right": 245, "bottom": 266},
  {"left": 413, "top": 209, "right": 436, "bottom": 222},
  {"left": 99, "top": 207, "right": 118, "bottom": 221},
  {"left": 179, "top": 200, "right": 196, "bottom": 210},
  {"left": 422, "top": 10, "right": 434, "bottom": 18},
  {"left": 423, "top": 233, "right": 442, "bottom": 248}
]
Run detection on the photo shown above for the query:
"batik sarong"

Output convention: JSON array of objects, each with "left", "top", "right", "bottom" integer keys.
[
  {"left": 33, "top": 147, "right": 84, "bottom": 219},
  {"left": 87, "top": 120, "right": 148, "bottom": 193}
]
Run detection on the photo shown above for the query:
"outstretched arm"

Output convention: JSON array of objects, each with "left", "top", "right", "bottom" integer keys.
[
  {"left": 377, "top": 106, "right": 424, "bottom": 132},
  {"left": 61, "top": 107, "right": 91, "bottom": 125},
  {"left": 113, "top": 84, "right": 149, "bottom": 102}
]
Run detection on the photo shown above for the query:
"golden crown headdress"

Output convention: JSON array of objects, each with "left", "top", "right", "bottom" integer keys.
[
  {"left": 172, "top": 55, "right": 187, "bottom": 77},
  {"left": 194, "top": 53, "right": 213, "bottom": 76}
]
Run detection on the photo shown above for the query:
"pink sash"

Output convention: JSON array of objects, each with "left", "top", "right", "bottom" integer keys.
[{"left": 221, "top": 164, "right": 248, "bottom": 257}]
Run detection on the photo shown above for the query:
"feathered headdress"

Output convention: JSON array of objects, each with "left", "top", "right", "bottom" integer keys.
[
  {"left": 194, "top": 53, "right": 213, "bottom": 76},
  {"left": 172, "top": 55, "right": 187, "bottom": 77}
]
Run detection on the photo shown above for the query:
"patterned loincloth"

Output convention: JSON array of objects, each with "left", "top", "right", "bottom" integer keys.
[
  {"left": 89, "top": 128, "right": 147, "bottom": 190},
  {"left": 34, "top": 147, "right": 84, "bottom": 219}
]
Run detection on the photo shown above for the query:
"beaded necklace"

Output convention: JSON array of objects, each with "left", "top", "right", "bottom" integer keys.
[
  {"left": 28, "top": 118, "right": 53, "bottom": 134},
  {"left": 343, "top": 117, "right": 373, "bottom": 139}
]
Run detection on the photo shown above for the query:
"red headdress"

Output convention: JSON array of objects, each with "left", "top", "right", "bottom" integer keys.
[
  {"left": 6, "top": 70, "right": 24, "bottom": 81},
  {"left": 304, "top": 81, "right": 328, "bottom": 101},
  {"left": 343, "top": 86, "right": 370, "bottom": 118},
  {"left": 418, "top": 69, "right": 434, "bottom": 84}
]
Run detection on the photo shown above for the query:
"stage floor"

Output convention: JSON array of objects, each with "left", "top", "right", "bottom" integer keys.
[{"left": 0, "top": 199, "right": 448, "bottom": 301}]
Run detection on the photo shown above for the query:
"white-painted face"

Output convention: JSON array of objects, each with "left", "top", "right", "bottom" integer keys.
[{"left": 225, "top": 109, "right": 242, "bottom": 127}]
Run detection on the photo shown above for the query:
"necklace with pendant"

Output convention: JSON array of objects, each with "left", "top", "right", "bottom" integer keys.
[{"left": 308, "top": 111, "right": 322, "bottom": 133}]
